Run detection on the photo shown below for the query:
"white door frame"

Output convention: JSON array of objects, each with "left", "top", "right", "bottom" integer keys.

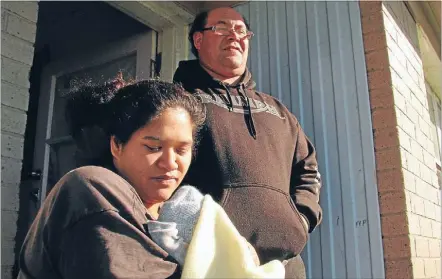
[{"left": 108, "top": 1, "right": 194, "bottom": 81}]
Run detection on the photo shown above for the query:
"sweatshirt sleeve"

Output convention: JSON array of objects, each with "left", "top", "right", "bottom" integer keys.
[
  {"left": 290, "top": 122, "right": 323, "bottom": 233},
  {"left": 58, "top": 210, "right": 181, "bottom": 279}
]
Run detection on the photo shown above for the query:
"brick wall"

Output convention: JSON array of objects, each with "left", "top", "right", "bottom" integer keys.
[
  {"left": 360, "top": 1, "right": 441, "bottom": 279},
  {"left": 1, "top": 2, "right": 38, "bottom": 278},
  {"left": 383, "top": 2, "right": 441, "bottom": 278}
]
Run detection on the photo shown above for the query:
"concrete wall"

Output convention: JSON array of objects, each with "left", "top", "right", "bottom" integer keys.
[
  {"left": 360, "top": 1, "right": 441, "bottom": 279},
  {"left": 1, "top": 2, "right": 38, "bottom": 278}
]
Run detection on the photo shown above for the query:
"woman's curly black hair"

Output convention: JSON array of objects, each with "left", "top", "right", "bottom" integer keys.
[{"left": 65, "top": 77, "right": 206, "bottom": 168}]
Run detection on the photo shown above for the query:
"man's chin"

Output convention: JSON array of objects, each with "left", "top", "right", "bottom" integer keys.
[
  {"left": 223, "top": 57, "right": 243, "bottom": 66},
  {"left": 222, "top": 58, "right": 245, "bottom": 72}
]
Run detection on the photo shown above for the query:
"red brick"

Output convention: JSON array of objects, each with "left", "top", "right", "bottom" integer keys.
[
  {"left": 359, "top": 1, "right": 383, "bottom": 18},
  {"left": 381, "top": 213, "right": 408, "bottom": 237},
  {"left": 385, "top": 258, "right": 413, "bottom": 279},
  {"left": 373, "top": 127, "right": 400, "bottom": 150},
  {"left": 367, "top": 68, "right": 392, "bottom": 90},
  {"left": 375, "top": 147, "right": 401, "bottom": 171},
  {"left": 376, "top": 169, "right": 404, "bottom": 192},
  {"left": 372, "top": 107, "right": 397, "bottom": 130},
  {"left": 369, "top": 86, "right": 394, "bottom": 109},
  {"left": 379, "top": 191, "right": 407, "bottom": 214},
  {"left": 361, "top": 11, "right": 384, "bottom": 35},
  {"left": 383, "top": 235, "right": 411, "bottom": 259},
  {"left": 366, "top": 49, "right": 390, "bottom": 72},
  {"left": 363, "top": 31, "right": 388, "bottom": 52},
  {"left": 360, "top": 8, "right": 384, "bottom": 34}
]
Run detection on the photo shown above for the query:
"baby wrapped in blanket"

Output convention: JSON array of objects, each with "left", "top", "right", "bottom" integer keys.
[{"left": 147, "top": 185, "right": 285, "bottom": 279}]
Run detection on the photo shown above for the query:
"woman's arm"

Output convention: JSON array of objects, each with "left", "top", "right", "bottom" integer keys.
[{"left": 59, "top": 210, "right": 180, "bottom": 279}]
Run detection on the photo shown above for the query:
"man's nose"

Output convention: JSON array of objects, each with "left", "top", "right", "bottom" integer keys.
[{"left": 226, "top": 30, "right": 241, "bottom": 41}]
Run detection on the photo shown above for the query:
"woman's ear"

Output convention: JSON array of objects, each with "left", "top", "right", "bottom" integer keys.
[
  {"left": 110, "top": 135, "right": 122, "bottom": 162},
  {"left": 193, "top": 32, "right": 203, "bottom": 51}
]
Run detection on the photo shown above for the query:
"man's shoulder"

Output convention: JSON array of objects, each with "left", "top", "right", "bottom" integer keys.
[
  {"left": 252, "top": 90, "right": 291, "bottom": 110},
  {"left": 251, "top": 90, "right": 302, "bottom": 125}
]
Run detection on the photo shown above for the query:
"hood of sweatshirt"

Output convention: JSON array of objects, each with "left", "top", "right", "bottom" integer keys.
[
  {"left": 173, "top": 59, "right": 256, "bottom": 92},
  {"left": 174, "top": 60, "right": 258, "bottom": 139}
]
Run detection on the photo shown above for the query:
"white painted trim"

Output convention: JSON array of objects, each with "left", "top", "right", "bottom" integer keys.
[
  {"left": 40, "top": 75, "right": 57, "bottom": 205},
  {"left": 160, "top": 25, "right": 190, "bottom": 81},
  {"left": 431, "top": 93, "right": 442, "bottom": 165},
  {"left": 406, "top": 1, "right": 441, "bottom": 59},
  {"left": 107, "top": 1, "right": 194, "bottom": 31}
]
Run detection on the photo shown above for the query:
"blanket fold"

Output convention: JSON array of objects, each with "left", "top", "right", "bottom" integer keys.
[
  {"left": 148, "top": 186, "right": 285, "bottom": 279},
  {"left": 182, "top": 195, "right": 285, "bottom": 279}
]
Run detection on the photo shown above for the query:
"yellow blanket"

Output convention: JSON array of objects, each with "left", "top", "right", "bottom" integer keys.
[{"left": 181, "top": 195, "right": 285, "bottom": 279}]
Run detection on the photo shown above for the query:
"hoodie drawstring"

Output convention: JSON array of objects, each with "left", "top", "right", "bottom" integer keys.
[
  {"left": 220, "top": 82, "right": 256, "bottom": 139},
  {"left": 221, "top": 84, "right": 234, "bottom": 112},
  {"left": 239, "top": 84, "right": 257, "bottom": 139}
]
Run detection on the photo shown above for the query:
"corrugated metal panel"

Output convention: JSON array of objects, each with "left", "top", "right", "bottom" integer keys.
[{"left": 236, "top": 2, "right": 385, "bottom": 278}]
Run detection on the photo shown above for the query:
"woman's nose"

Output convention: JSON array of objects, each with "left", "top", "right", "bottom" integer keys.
[{"left": 157, "top": 149, "right": 178, "bottom": 171}]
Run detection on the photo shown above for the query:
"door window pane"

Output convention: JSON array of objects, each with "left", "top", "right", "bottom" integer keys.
[
  {"left": 51, "top": 54, "right": 136, "bottom": 138},
  {"left": 47, "top": 54, "right": 136, "bottom": 189}
]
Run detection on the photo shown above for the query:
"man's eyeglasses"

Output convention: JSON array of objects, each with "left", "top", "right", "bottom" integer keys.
[{"left": 201, "top": 24, "right": 254, "bottom": 40}]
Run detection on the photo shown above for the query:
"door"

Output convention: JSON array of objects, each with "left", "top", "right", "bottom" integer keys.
[{"left": 28, "top": 31, "right": 157, "bottom": 213}]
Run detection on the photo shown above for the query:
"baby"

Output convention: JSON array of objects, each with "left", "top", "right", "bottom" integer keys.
[
  {"left": 147, "top": 185, "right": 204, "bottom": 265},
  {"left": 147, "top": 185, "right": 284, "bottom": 279}
]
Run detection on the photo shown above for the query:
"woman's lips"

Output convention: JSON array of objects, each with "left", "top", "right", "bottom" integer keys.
[{"left": 151, "top": 176, "right": 178, "bottom": 186}]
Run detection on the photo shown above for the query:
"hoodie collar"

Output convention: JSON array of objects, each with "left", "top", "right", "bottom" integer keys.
[
  {"left": 173, "top": 59, "right": 258, "bottom": 140},
  {"left": 173, "top": 60, "right": 256, "bottom": 92}
]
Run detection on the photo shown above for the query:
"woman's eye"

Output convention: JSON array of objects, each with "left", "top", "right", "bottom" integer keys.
[
  {"left": 176, "top": 147, "right": 191, "bottom": 155},
  {"left": 144, "top": 145, "right": 161, "bottom": 152}
]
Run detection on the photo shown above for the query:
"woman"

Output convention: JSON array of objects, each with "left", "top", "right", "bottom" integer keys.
[{"left": 18, "top": 79, "right": 206, "bottom": 279}]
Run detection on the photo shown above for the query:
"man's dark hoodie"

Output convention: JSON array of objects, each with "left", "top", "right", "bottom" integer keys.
[{"left": 173, "top": 60, "right": 322, "bottom": 264}]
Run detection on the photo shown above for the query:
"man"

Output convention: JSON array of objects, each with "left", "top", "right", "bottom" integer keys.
[{"left": 173, "top": 7, "right": 322, "bottom": 278}]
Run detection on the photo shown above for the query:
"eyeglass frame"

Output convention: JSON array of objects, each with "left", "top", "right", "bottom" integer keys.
[{"left": 200, "top": 24, "right": 254, "bottom": 40}]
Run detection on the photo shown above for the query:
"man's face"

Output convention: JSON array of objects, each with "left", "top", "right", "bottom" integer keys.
[{"left": 194, "top": 8, "right": 250, "bottom": 78}]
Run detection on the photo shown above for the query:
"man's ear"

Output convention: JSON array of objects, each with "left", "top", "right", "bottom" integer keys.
[
  {"left": 193, "top": 32, "right": 203, "bottom": 51},
  {"left": 110, "top": 135, "right": 122, "bottom": 162}
]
